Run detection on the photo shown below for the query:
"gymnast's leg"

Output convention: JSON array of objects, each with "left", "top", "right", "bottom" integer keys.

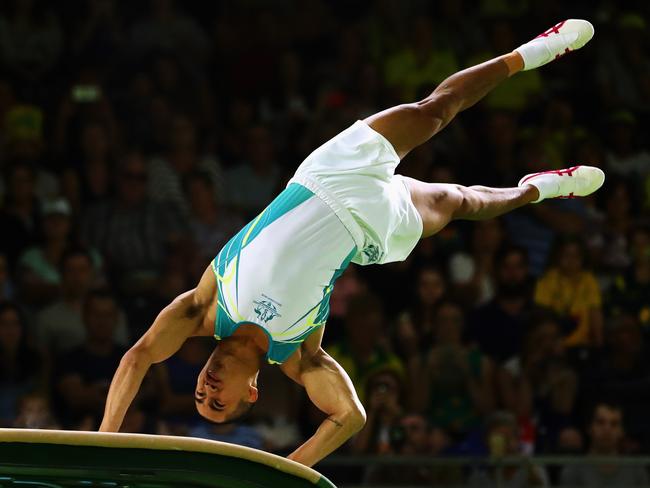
[{"left": 364, "top": 20, "right": 602, "bottom": 237}]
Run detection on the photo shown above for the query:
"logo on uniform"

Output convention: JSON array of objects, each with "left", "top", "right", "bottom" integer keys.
[
  {"left": 362, "top": 244, "right": 383, "bottom": 264},
  {"left": 253, "top": 295, "right": 282, "bottom": 323}
]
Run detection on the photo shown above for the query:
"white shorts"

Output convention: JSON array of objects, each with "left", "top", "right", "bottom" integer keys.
[
  {"left": 289, "top": 120, "right": 423, "bottom": 265},
  {"left": 212, "top": 121, "right": 423, "bottom": 364}
]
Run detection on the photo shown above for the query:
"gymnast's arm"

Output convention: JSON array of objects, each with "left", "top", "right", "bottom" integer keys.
[
  {"left": 281, "top": 347, "right": 366, "bottom": 467},
  {"left": 100, "top": 269, "right": 216, "bottom": 432}
]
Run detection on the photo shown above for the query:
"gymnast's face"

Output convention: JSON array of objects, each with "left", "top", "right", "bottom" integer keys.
[{"left": 194, "top": 356, "right": 258, "bottom": 423}]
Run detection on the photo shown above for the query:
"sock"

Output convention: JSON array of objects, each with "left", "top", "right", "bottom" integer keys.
[
  {"left": 514, "top": 42, "right": 550, "bottom": 71},
  {"left": 521, "top": 176, "right": 560, "bottom": 203}
]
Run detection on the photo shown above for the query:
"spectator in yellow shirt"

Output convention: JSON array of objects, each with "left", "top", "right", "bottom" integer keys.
[{"left": 535, "top": 237, "right": 603, "bottom": 347}]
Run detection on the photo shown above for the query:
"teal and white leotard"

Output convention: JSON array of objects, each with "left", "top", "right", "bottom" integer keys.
[
  {"left": 212, "top": 183, "right": 357, "bottom": 364},
  {"left": 212, "top": 121, "right": 423, "bottom": 364}
]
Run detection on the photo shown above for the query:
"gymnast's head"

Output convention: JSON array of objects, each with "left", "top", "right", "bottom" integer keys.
[{"left": 194, "top": 344, "right": 259, "bottom": 424}]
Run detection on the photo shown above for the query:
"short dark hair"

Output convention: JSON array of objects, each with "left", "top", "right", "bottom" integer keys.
[
  {"left": 591, "top": 401, "right": 624, "bottom": 424},
  {"left": 83, "top": 287, "right": 117, "bottom": 314},
  {"left": 495, "top": 244, "right": 529, "bottom": 267},
  {"left": 0, "top": 301, "right": 28, "bottom": 329},
  {"left": 117, "top": 149, "right": 146, "bottom": 173},
  {"left": 549, "top": 234, "right": 588, "bottom": 268},
  {"left": 59, "top": 247, "right": 93, "bottom": 272},
  {"left": 183, "top": 170, "right": 213, "bottom": 194}
]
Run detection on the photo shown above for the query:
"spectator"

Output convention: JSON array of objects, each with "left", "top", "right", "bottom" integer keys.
[
  {"left": 252, "top": 363, "right": 303, "bottom": 454},
  {"left": 18, "top": 198, "right": 90, "bottom": 306},
  {"left": 185, "top": 171, "right": 243, "bottom": 266},
  {"left": 597, "top": 13, "right": 650, "bottom": 111},
  {"left": 224, "top": 125, "right": 282, "bottom": 218},
  {"left": 395, "top": 266, "right": 447, "bottom": 359},
  {"left": 189, "top": 420, "right": 263, "bottom": 450},
  {"left": 327, "top": 265, "right": 367, "bottom": 330},
  {"left": 588, "top": 178, "right": 636, "bottom": 279},
  {"left": 75, "top": 121, "right": 117, "bottom": 204},
  {"left": 328, "top": 292, "right": 404, "bottom": 405},
  {"left": 535, "top": 236, "right": 604, "bottom": 348},
  {"left": 606, "top": 226, "right": 650, "bottom": 327},
  {"left": 0, "top": 163, "right": 41, "bottom": 268},
  {"left": 413, "top": 301, "right": 495, "bottom": 440},
  {"left": 498, "top": 311, "right": 578, "bottom": 453},
  {"left": 0, "top": 0, "right": 62, "bottom": 85},
  {"left": 52, "top": 73, "right": 118, "bottom": 160},
  {"left": 468, "top": 411, "right": 549, "bottom": 487},
  {"left": 152, "top": 337, "right": 211, "bottom": 434},
  {"left": 473, "top": 110, "right": 519, "bottom": 187},
  {"left": 82, "top": 151, "right": 186, "bottom": 293},
  {"left": 218, "top": 97, "right": 256, "bottom": 166},
  {"left": 580, "top": 313, "right": 650, "bottom": 450},
  {"left": 466, "top": 20, "right": 543, "bottom": 112},
  {"left": 35, "top": 248, "right": 128, "bottom": 354},
  {"left": 73, "top": 0, "right": 125, "bottom": 63},
  {"left": 260, "top": 50, "right": 311, "bottom": 129},
  {"left": 119, "top": 400, "right": 161, "bottom": 435},
  {"left": 2, "top": 105, "right": 58, "bottom": 200},
  {"left": 130, "top": 0, "right": 210, "bottom": 65},
  {"left": 148, "top": 114, "right": 224, "bottom": 218},
  {"left": 363, "top": 413, "right": 462, "bottom": 486},
  {"left": 560, "top": 403, "right": 649, "bottom": 487},
  {"left": 352, "top": 370, "right": 405, "bottom": 455},
  {"left": 504, "top": 194, "right": 590, "bottom": 278},
  {"left": 13, "top": 393, "right": 59, "bottom": 429},
  {"left": 537, "top": 97, "right": 583, "bottom": 168},
  {"left": 449, "top": 218, "right": 504, "bottom": 306},
  {"left": 54, "top": 288, "right": 126, "bottom": 428},
  {"left": 603, "top": 110, "right": 650, "bottom": 178},
  {"left": 0, "top": 301, "right": 45, "bottom": 426},
  {"left": 384, "top": 17, "right": 458, "bottom": 100},
  {"left": 468, "top": 245, "right": 536, "bottom": 364}
]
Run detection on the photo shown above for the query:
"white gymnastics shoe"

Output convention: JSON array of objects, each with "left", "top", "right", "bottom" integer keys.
[
  {"left": 515, "top": 19, "right": 594, "bottom": 71},
  {"left": 518, "top": 165, "right": 605, "bottom": 203}
]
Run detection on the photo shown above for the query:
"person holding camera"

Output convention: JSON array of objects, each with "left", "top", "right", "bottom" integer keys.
[{"left": 351, "top": 370, "right": 404, "bottom": 455}]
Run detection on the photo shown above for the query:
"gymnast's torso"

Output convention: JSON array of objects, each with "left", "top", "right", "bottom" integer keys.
[{"left": 210, "top": 182, "right": 356, "bottom": 364}]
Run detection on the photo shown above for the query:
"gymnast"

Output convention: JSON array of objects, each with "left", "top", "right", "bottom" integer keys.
[{"left": 100, "top": 20, "right": 603, "bottom": 467}]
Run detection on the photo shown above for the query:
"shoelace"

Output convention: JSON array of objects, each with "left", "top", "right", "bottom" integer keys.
[{"left": 535, "top": 20, "right": 567, "bottom": 38}]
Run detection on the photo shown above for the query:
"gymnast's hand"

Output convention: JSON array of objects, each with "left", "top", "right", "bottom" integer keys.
[{"left": 99, "top": 287, "right": 213, "bottom": 432}]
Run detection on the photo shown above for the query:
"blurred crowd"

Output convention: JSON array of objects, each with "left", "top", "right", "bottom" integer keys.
[{"left": 0, "top": 0, "right": 650, "bottom": 485}]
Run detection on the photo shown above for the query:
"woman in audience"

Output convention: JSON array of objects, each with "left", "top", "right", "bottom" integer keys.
[
  {"left": 535, "top": 236, "right": 604, "bottom": 347},
  {"left": 395, "top": 266, "right": 447, "bottom": 359}
]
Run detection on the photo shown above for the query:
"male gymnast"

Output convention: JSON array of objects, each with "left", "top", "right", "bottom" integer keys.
[{"left": 100, "top": 20, "right": 604, "bottom": 467}]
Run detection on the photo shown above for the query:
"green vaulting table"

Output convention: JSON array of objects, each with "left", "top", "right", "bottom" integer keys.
[{"left": 0, "top": 429, "right": 337, "bottom": 488}]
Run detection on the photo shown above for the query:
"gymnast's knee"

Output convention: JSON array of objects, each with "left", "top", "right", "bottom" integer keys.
[{"left": 415, "top": 89, "right": 461, "bottom": 128}]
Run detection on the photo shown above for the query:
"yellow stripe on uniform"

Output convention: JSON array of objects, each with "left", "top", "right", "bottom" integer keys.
[{"left": 242, "top": 212, "right": 265, "bottom": 246}]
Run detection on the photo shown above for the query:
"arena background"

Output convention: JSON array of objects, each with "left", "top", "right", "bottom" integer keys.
[{"left": 0, "top": 0, "right": 649, "bottom": 487}]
